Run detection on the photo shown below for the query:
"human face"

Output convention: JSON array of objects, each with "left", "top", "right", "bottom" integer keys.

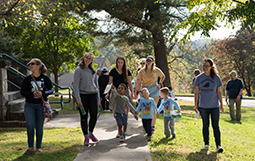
[
  {"left": 84, "top": 54, "right": 93, "bottom": 66},
  {"left": 230, "top": 74, "right": 236, "bottom": 80},
  {"left": 140, "top": 61, "right": 146, "bottom": 68},
  {"left": 146, "top": 59, "right": 153, "bottom": 68},
  {"left": 117, "top": 59, "right": 124, "bottom": 69},
  {"left": 28, "top": 61, "right": 40, "bottom": 72},
  {"left": 117, "top": 85, "right": 127, "bottom": 95},
  {"left": 202, "top": 61, "right": 212, "bottom": 74},
  {"left": 141, "top": 88, "right": 150, "bottom": 98},
  {"left": 160, "top": 91, "right": 167, "bottom": 99}
]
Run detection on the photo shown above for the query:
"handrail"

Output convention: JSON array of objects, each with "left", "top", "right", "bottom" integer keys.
[{"left": 1, "top": 54, "right": 71, "bottom": 107}]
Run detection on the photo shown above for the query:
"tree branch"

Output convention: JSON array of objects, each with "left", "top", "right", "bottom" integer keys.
[{"left": 0, "top": 0, "right": 20, "bottom": 16}]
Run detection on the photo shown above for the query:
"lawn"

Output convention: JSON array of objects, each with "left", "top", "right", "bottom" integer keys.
[{"left": 0, "top": 100, "right": 254, "bottom": 161}]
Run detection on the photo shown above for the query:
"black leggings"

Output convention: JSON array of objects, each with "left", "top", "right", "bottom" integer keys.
[
  {"left": 100, "top": 94, "right": 109, "bottom": 110},
  {"left": 142, "top": 119, "right": 152, "bottom": 136},
  {"left": 79, "top": 93, "right": 98, "bottom": 135}
]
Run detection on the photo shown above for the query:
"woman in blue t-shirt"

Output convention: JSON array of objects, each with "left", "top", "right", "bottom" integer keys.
[{"left": 194, "top": 58, "right": 224, "bottom": 153}]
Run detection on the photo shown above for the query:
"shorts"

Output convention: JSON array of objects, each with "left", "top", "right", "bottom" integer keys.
[
  {"left": 115, "top": 113, "right": 128, "bottom": 126},
  {"left": 142, "top": 84, "right": 159, "bottom": 98}
]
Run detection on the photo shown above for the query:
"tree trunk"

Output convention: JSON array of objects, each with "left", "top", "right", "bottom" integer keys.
[
  {"left": 151, "top": 30, "right": 171, "bottom": 87},
  {"left": 54, "top": 69, "right": 59, "bottom": 93}
]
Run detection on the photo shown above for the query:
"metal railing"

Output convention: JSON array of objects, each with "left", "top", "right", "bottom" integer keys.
[{"left": 0, "top": 54, "right": 71, "bottom": 111}]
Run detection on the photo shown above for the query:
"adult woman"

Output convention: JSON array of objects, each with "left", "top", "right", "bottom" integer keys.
[
  {"left": 105, "top": 56, "right": 134, "bottom": 137},
  {"left": 73, "top": 52, "right": 100, "bottom": 146},
  {"left": 194, "top": 58, "right": 224, "bottom": 153},
  {"left": 135, "top": 55, "right": 165, "bottom": 133},
  {"left": 21, "top": 58, "right": 53, "bottom": 154}
]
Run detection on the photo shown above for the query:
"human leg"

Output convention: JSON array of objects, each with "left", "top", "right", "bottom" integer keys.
[
  {"left": 164, "top": 117, "right": 170, "bottom": 137},
  {"left": 87, "top": 94, "right": 98, "bottom": 133},
  {"left": 229, "top": 99, "right": 236, "bottom": 121},
  {"left": 211, "top": 107, "right": 221, "bottom": 148},
  {"left": 24, "top": 103, "right": 36, "bottom": 149},
  {"left": 80, "top": 94, "right": 89, "bottom": 135},
  {"left": 101, "top": 95, "right": 106, "bottom": 111},
  {"left": 151, "top": 97, "right": 159, "bottom": 128},
  {"left": 236, "top": 99, "right": 242, "bottom": 121},
  {"left": 35, "top": 103, "right": 44, "bottom": 149},
  {"left": 199, "top": 107, "right": 210, "bottom": 146},
  {"left": 169, "top": 117, "right": 176, "bottom": 137}
]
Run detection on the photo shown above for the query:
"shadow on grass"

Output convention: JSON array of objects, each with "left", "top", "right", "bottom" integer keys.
[
  {"left": 150, "top": 137, "right": 175, "bottom": 147},
  {"left": 186, "top": 149, "right": 217, "bottom": 161},
  {"left": 224, "top": 120, "right": 242, "bottom": 124},
  {"left": 13, "top": 144, "right": 80, "bottom": 161}
]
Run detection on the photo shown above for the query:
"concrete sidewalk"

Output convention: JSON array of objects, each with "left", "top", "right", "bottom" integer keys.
[{"left": 44, "top": 113, "right": 152, "bottom": 161}]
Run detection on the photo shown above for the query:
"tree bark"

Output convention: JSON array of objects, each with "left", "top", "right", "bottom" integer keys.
[{"left": 151, "top": 30, "right": 171, "bottom": 87}]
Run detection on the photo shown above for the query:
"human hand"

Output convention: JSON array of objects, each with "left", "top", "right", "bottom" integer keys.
[
  {"left": 220, "top": 104, "right": 224, "bottom": 113},
  {"left": 76, "top": 100, "right": 82, "bottom": 107},
  {"left": 194, "top": 106, "right": 198, "bottom": 113},
  {"left": 236, "top": 95, "right": 241, "bottom": 100},
  {"left": 135, "top": 111, "right": 138, "bottom": 115},
  {"left": 37, "top": 91, "right": 42, "bottom": 98},
  {"left": 177, "top": 110, "right": 181, "bottom": 113},
  {"left": 105, "top": 93, "right": 109, "bottom": 99}
]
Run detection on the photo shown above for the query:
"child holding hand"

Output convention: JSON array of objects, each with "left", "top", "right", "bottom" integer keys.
[
  {"left": 111, "top": 83, "right": 138, "bottom": 142},
  {"left": 136, "top": 88, "right": 158, "bottom": 141},
  {"left": 158, "top": 87, "right": 181, "bottom": 139}
]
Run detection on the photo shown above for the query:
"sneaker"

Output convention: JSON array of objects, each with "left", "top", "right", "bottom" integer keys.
[
  {"left": 116, "top": 133, "right": 120, "bottom": 138},
  {"left": 152, "top": 128, "right": 155, "bottom": 133},
  {"left": 203, "top": 145, "right": 209, "bottom": 150},
  {"left": 83, "top": 138, "right": 89, "bottom": 146},
  {"left": 36, "top": 149, "right": 42, "bottom": 152},
  {"left": 172, "top": 134, "right": 176, "bottom": 139},
  {"left": 24, "top": 148, "right": 34, "bottom": 154},
  {"left": 119, "top": 135, "right": 125, "bottom": 142},
  {"left": 147, "top": 136, "right": 151, "bottom": 141},
  {"left": 217, "top": 145, "right": 223, "bottom": 153},
  {"left": 89, "top": 134, "right": 98, "bottom": 142}
]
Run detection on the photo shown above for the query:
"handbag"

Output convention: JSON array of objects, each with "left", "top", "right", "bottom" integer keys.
[{"left": 31, "top": 75, "right": 53, "bottom": 118}]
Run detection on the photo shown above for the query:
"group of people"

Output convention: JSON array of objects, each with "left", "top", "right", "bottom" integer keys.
[{"left": 20, "top": 53, "right": 245, "bottom": 155}]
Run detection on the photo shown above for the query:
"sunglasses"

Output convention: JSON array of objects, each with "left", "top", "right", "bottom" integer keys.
[
  {"left": 27, "top": 62, "right": 37, "bottom": 66},
  {"left": 140, "top": 62, "right": 145, "bottom": 65}
]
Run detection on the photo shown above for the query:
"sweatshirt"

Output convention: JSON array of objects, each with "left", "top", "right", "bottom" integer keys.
[
  {"left": 158, "top": 97, "right": 181, "bottom": 117},
  {"left": 73, "top": 66, "right": 99, "bottom": 101},
  {"left": 136, "top": 97, "right": 158, "bottom": 119},
  {"left": 20, "top": 74, "right": 53, "bottom": 103}
]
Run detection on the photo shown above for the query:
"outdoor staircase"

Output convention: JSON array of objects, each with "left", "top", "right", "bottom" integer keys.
[{"left": 0, "top": 91, "right": 26, "bottom": 127}]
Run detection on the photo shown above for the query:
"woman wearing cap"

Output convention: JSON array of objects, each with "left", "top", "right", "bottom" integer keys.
[
  {"left": 135, "top": 55, "right": 165, "bottom": 133},
  {"left": 73, "top": 52, "right": 100, "bottom": 146},
  {"left": 193, "top": 58, "right": 224, "bottom": 153},
  {"left": 98, "top": 67, "right": 110, "bottom": 111}
]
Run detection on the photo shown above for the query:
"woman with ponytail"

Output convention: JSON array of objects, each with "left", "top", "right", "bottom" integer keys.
[
  {"left": 21, "top": 58, "right": 53, "bottom": 154},
  {"left": 193, "top": 58, "right": 224, "bottom": 153}
]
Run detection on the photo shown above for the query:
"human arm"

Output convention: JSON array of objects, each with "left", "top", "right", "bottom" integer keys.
[
  {"left": 217, "top": 86, "right": 224, "bottom": 113},
  {"left": 135, "top": 78, "right": 142, "bottom": 99},
  {"left": 157, "top": 71, "right": 165, "bottom": 89},
  {"left": 105, "top": 76, "right": 113, "bottom": 99},
  {"left": 236, "top": 88, "right": 243, "bottom": 100},
  {"left": 126, "top": 99, "right": 139, "bottom": 115},
  {"left": 42, "top": 76, "right": 54, "bottom": 100},
  {"left": 225, "top": 90, "right": 229, "bottom": 104},
  {"left": 194, "top": 86, "right": 199, "bottom": 113},
  {"left": 127, "top": 75, "right": 134, "bottom": 98}
]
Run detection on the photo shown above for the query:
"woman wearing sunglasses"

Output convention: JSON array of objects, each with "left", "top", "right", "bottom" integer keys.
[{"left": 21, "top": 58, "right": 53, "bottom": 154}]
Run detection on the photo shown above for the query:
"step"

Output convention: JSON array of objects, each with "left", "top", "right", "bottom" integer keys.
[
  {"left": 0, "top": 121, "right": 26, "bottom": 127},
  {"left": 7, "top": 91, "right": 24, "bottom": 101},
  {"left": 8, "top": 109, "right": 25, "bottom": 121},
  {"left": 6, "top": 98, "right": 25, "bottom": 112}
]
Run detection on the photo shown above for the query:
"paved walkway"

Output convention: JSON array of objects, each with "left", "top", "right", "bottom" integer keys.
[{"left": 44, "top": 113, "right": 152, "bottom": 161}]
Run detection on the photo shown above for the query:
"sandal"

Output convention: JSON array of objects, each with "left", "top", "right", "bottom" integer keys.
[{"left": 24, "top": 148, "right": 34, "bottom": 154}]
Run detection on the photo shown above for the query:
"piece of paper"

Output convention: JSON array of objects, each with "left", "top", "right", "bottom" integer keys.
[
  {"left": 194, "top": 109, "right": 200, "bottom": 119},
  {"left": 104, "top": 84, "right": 112, "bottom": 94}
]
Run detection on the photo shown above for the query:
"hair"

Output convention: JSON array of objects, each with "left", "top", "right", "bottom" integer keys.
[
  {"left": 102, "top": 70, "right": 108, "bottom": 74},
  {"left": 79, "top": 52, "right": 95, "bottom": 74},
  {"left": 168, "top": 86, "right": 172, "bottom": 91},
  {"left": 96, "top": 68, "right": 102, "bottom": 76},
  {"left": 140, "top": 58, "right": 146, "bottom": 64},
  {"left": 119, "top": 83, "right": 127, "bottom": 90},
  {"left": 194, "top": 69, "right": 201, "bottom": 76},
  {"left": 116, "top": 56, "right": 128, "bottom": 82},
  {"left": 204, "top": 58, "right": 218, "bottom": 79},
  {"left": 75, "top": 61, "right": 79, "bottom": 66},
  {"left": 28, "top": 58, "right": 47, "bottom": 75},
  {"left": 160, "top": 87, "right": 170, "bottom": 95},
  {"left": 141, "top": 87, "right": 148, "bottom": 94}
]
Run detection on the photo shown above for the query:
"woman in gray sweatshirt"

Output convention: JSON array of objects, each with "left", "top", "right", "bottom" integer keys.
[{"left": 73, "top": 52, "right": 100, "bottom": 146}]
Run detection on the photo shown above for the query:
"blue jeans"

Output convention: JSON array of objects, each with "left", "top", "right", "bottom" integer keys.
[
  {"left": 24, "top": 102, "right": 45, "bottom": 149},
  {"left": 199, "top": 107, "right": 221, "bottom": 148}
]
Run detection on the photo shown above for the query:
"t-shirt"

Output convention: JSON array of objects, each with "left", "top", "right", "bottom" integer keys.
[
  {"left": 109, "top": 68, "right": 132, "bottom": 88},
  {"left": 136, "top": 97, "right": 158, "bottom": 119},
  {"left": 194, "top": 73, "right": 222, "bottom": 108},
  {"left": 226, "top": 78, "right": 244, "bottom": 99},
  {"left": 158, "top": 97, "right": 181, "bottom": 117},
  {"left": 137, "top": 67, "right": 164, "bottom": 86},
  {"left": 98, "top": 74, "right": 109, "bottom": 96},
  {"left": 20, "top": 74, "right": 53, "bottom": 103}
]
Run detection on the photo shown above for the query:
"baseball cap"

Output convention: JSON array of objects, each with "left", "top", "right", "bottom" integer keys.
[
  {"left": 229, "top": 70, "right": 237, "bottom": 75},
  {"left": 102, "top": 67, "right": 108, "bottom": 72},
  {"left": 146, "top": 55, "right": 154, "bottom": 61}
]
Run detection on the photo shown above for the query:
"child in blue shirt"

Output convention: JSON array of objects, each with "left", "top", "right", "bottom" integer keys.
[
  {"left": 136, "top": 88, "right": 158, "bottom": 141},
  {"left": 158, "top": 87, "right": 181, "bottom": 138}
]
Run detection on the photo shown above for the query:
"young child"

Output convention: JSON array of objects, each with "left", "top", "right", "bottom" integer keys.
[
  {"left": 158, "top": 87, "right": 181, "bottom": 138},
  {"left": 111, "top": 83, "right": 138, "bottom": 142},
  {"left": 168, "top": 86, "right": 175, "bottom": 100},
  {"left": 136, "top": 88, "right": 158, "bottom": 141}
]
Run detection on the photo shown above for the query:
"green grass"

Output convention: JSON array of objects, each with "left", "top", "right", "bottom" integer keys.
[
  {"left": 150, "top": 100, "right": 255, "bottom": 161},
  {"left": 1, "top": 99, "right": 254, "bottom": 161}
]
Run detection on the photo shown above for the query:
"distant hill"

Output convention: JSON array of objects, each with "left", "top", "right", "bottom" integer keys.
[{"left": 190, "top": 39, "right": 211, "bottom": 50}]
